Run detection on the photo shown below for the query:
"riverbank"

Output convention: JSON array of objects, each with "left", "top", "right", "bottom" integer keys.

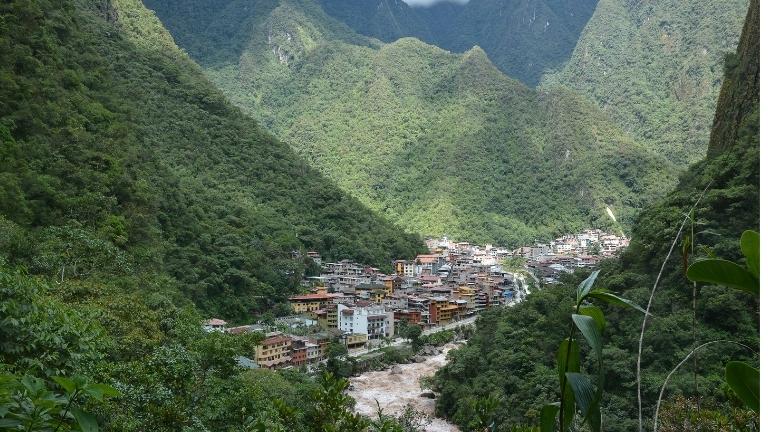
[{"left": 348, "top": 343, "right": 461, "bottom": 432}]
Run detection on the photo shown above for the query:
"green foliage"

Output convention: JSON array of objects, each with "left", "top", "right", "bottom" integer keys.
[
  {"left": 435, "top": 3, "right": 759, "bottom": 428},
  {"left": 0, "top": 0, "right": 425, "bottom": 321},
  {"left": 687, "top": 230, "right": 760, "bottom": 295},
  {"left": 403, "top": 324, "right": 423, "bottom": 350},
  {"left": 539, "top": 271, "right": 640, "bottom": 432},
  {"left": 146, "top": 0, "right": 676, "bottom": 246},
  {"left": 0, "top": 373, "right": 118, "bottom": 431},
  {"left": 725, "top": 362, "right": 759, "bottom": 412},
  {"left": 542, "top": 0, "right": 749, "bottom": 165},
  {"left": 687, "top": 230, "right": 760, "bottom": 413}
]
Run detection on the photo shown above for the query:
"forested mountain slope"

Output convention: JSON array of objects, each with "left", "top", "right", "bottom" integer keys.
[
  {"left": 435, "top": 1, "right": 759, "bottom": 430},
  {"left": 0, "top": 0, "right": 424, "bottom": 321},
  {"left": 542, "top": 0, "right": 749, "bottom": 165},
  {"left": 315, "top": 0, "right": 599, "bottom": 86},
  {"left": 145, "top": 0, "right": 675, "bottom": 246}
]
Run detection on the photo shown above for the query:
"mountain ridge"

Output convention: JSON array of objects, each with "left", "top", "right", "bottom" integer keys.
[{"left": 145, "top": 0, "right": 677, "bottom": 246}]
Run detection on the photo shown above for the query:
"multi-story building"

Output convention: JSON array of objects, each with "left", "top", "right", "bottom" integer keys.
[
  {"left": 314, "top": 308, "right": 338, "bottom": 329},
  {"left": 393, "top": 309, "right": 421, "bottom": 325},
  {"left": 429, "top": 297, "right": 459, "bottom": 325},
  {"left": 291, "top": 338, "right": 309, "bottom": 366},
  {"left": 394, "top": 260, "right": 416, "bottom": 277},
  {"left": 254, "top": 332, "right": 292, "bottom": 369},
  {"left": 337, "top": 303, "right": 394, "bottom": 341},
  {"left": 289, "top": 292, "right": 333, "bottom": 313}
]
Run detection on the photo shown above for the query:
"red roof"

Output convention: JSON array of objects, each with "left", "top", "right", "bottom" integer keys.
[{"left": 204, "top": 318, "right": 227, "bottom": 326}]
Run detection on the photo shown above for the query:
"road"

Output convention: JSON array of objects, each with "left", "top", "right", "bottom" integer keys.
[{"left": 348, "top": 315, "right": 477, "bottom": 358}]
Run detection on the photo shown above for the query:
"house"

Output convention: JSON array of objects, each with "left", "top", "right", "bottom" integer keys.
[
  {"left": 381, "top": 276, "right": 402, "bottom": 295},
  {"left": 337, "top": 303, "right": 394, "bottom": 341},
  {"left": 254, "top": 332, "right": 292, "bottom": 369},
  {"left": 394, "top": 260, "right": 415, "bottom": 277},
  {"left": 307, "top": 251, "right": 322, "bottom": 266},
  {"left": 428, "top": 297, "right": 459, "bottom": 325},
  {"left": 291, "top": 338, "right": 309, "bottom": 366},
  {"left": 203, "top": 318, "right": 227, "bottom": 332},
  {"left": 393, "top": 309, "right": 421, "bottom": 325},
  {"left": 343, "top": 333, "right": 368, "bottom": 350},
  {"left": 288, "top": 292, "right": 334, "bottom": 313},
  {"left": 314, "top": 308, "right": 338, "bottom": 329}
]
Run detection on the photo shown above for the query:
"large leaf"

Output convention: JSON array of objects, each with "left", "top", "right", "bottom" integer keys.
[
  {"left": 725, "top": 361, "right": 759, "bottom": 411},
  {"left": 52, "top": 376, "right": 77, "bottom": 394},
  {"left": 557, "top": 339, "right": 578, "bottom": 432},
  {"left": 687, "top": 259, "right": 759, "bottom": 295},
  {"left": 741, "top": 230, "right": 759, "bottom": 278},
  {"left": 572, "top": 315, "right": 602, "bottom": 359},
  {"left": 565, "top": 373, "right": 601, "bottom": 431},
  {"left": 539, "top": 402, "right": 559, "bottom": 432},
  {"left": 588, "top": 291, "right": 648, "bottom": 314},
  {"left": 72, "top": 407, "right": 99, "bottom": 432},
  {"left": 557, "top": 338, "right": 580, "bottom": 379},
  {"left": 579, "top": 306, "right": 605, "bottom": 333},
  {"left": 576, "top": 271, "right": 600, "bottom": 303},
  {"left": 84, "top": 383, "right": 120, "bottom": 401}
]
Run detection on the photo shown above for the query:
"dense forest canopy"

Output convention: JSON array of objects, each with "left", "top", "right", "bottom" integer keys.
[
  {"left": 0, "top": 0, "right": 759, "bottom": 431},
  {"left": 435, "top": 1, "right": 760, "bottom": 429},
  {"left": 542, "top": 0, "right": 749, "bottom": 165},
  {"left": 145, "top": 0, "right": 676, "bottom": 247},
  {"left": 0, "top": 0, "right": 424, "bottom": 321}
]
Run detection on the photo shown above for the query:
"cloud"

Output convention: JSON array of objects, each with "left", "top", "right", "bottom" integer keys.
[{"left": 402, "top": 0, "right": 470, "bottom": 7}]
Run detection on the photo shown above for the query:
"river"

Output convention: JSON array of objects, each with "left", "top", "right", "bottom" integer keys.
[{"left": 347, "top": 344, "right": 461, "bottom": 432}]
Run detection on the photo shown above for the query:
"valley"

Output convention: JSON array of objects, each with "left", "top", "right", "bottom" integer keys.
[{"left": 0, "top": 0, "right": 759, "bottom": 431}]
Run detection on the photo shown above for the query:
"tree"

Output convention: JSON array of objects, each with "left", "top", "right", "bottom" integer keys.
[{"left": 403, "top": 325, "right": 423, "bottom": 350}]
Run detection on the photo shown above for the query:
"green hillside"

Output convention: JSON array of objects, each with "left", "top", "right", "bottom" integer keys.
[
  {"left": 0, "top": 0, "right": 424, "bottom": 322},
  {"left": 435, "top": 1, "right": 759, "bottom": 429},
  {"left": 145, "top": 0, "right": 676, "bottom": 246},
  {"left": 542, "top": 0, "right": 750, "bottom": 165},
  {"left": 316, "top": 0, "right": 599, "bottom": 86}
]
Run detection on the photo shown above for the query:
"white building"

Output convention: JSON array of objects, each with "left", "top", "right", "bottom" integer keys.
[
  {"left": 337, "top": 303, "right": 394, "bottom": 340},
  {"left": 202, "top": 318, "right": 227, "bottom": 332}
]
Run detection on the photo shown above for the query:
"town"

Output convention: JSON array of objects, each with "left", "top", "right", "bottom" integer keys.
[{"left": 204, "top": 229, "right": 630, "bottom": 370}]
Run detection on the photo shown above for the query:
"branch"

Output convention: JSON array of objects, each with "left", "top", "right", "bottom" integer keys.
[
  {"left": 637, "top": 181, "right": 711, "bottom": 431},
  {"left": 652, "top": 340, "right": 756, "bottom": 432}
]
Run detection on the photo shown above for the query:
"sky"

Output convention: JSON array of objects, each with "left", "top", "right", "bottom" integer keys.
[{"left": 402, "top": 0, "right": 470, "bottom": 7}]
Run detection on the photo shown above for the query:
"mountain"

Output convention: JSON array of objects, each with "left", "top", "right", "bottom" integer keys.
[
  {"left": 434, "top": 1, "right": 759, "bottom": 429},
  {"left": 318, "top": 0, "right": 750, "bottom": 166},
  {"left": 315, "top": 0, "right": 599, "bottom": 86},
  {"left": 0, "top": 0, "right": 425, "bottom": 321},
  {"left": 144, "top": 0, "right": 676, "bottom": 246},
  {"left": 542, "top": 0, "right": 750, "bottom": 165}
]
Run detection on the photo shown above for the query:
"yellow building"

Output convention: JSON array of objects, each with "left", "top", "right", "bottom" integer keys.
[
  {"left": 382, "top": 276, "right": 402, "bottom": 295},
  {"left": 430, "top": 297, "right": 459, "bottom": 326},
  {"left": 254, "top": 333, "right": 292, "bottom": 369},
  {"left": 289, "top": 293, "right": 333, "bottom": 314},
  {"left": 344, "top": 333, "right": 368, "bottom": 350},
  {"left": 315, "top": 307, "right": 338, "bottom": 329},
  {"left": 457, "top": 286, "right": 477, "bottom": 313}
]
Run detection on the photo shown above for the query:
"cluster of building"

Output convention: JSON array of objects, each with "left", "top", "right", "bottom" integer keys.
[
  {"left": 203, "top": 229, "right": 628, "bottom": 370},
  {"left": 512, "top": 229, "right": 630, "bottom": 283}
]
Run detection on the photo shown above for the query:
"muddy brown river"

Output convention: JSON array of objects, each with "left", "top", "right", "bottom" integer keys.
[{"left": 348, "top": 344, "right": 461, "bottom": 432}]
